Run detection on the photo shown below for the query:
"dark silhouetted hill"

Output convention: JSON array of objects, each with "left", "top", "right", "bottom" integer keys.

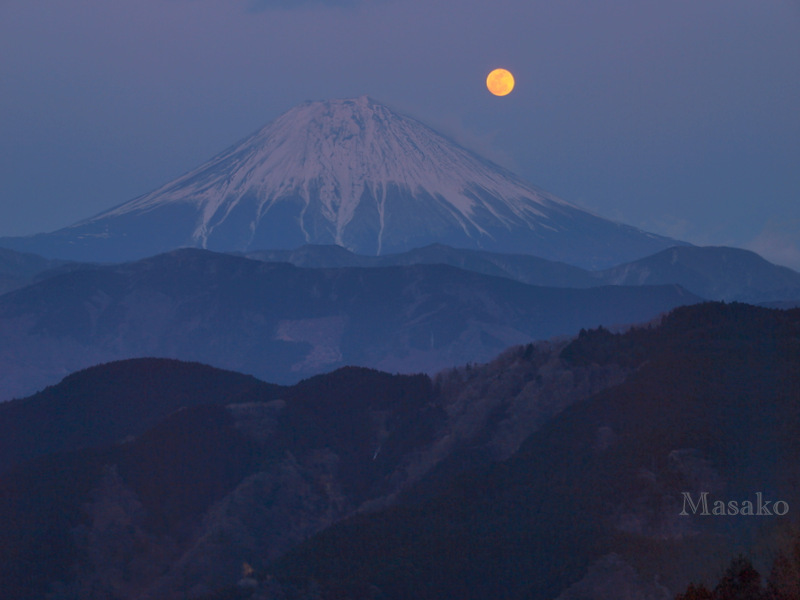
[
  {"left": 4, "top": 303, "right": 797, "bottom": 600},
  {"left": 0, "top": 362, "right": 440, "bottom": 600},
  {"left": 0, "top": 357, "right": 283, "bottom": 473}
]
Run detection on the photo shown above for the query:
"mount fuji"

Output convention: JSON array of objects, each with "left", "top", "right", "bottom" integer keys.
[{"left": 1, "top": 97, "right": 680, "bottom": 267}]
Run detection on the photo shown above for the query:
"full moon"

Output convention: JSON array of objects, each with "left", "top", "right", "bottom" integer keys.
[{"left": 486, "top": 68, "right": 515, "bottom": 96}]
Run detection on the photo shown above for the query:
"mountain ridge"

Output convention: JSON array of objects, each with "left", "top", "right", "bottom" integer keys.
[
  {"left": 0, "top": 357, "right": 284, "bottom": 474},
  {"left": 0, "top": 247, "right": 700, "bottom": 400},
  {"left": 599, "top": 245, "right": 800, "bottom": 302},
  {"left": 246, "top": 242, "right": 800, "bottom": 302}
]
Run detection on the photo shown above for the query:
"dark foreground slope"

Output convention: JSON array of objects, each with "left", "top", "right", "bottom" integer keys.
[
  {"left": 0, "top": 326, "right": 659, "bottom": 599},
  {"left": 265, "top": 303, "right": 800, "bottom": 600},
  {"left": 3, "top": 303, "right": 796, "bottom": 600},
  {"left": 0, "top": 358, "right": 284, "bottom": 473},
  {"left": 0, "top": 247, "right": 699, "bottom": 400},
  {"left": 0, "top": 362, "right": 438, "bottom": 600}
]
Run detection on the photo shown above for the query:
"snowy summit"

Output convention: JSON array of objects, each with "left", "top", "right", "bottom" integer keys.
[{"left": 1, "top": 97, "right": 678, "bottom": 267}]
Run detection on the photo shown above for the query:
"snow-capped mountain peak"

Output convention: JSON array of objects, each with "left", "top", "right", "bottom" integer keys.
[
  {"left": 3, "top": 97, "right": 679, "bottom": 267},
  {"left": 102, "top": 96, "right": 564, "bottom": 253}
]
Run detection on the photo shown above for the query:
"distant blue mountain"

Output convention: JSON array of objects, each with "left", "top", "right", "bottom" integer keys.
[
  {"left": 597, "top": 245, "right": 800, "bottom": 302},
  {"left": 0, "top": 248, "right": 699, "bottom": 400},
  {"left": 0, "top": 246, "right": 67, "bottom": 295},
  {"left": 246, "top": 242, "right": 800, "bottom": 303}
]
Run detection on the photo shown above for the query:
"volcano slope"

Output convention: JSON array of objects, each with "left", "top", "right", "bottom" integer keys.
[{"left": 0, "top": 97, "right": 678, "bottom": 268}]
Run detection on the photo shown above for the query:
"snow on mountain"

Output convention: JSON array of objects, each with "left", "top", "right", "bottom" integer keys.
[
  {"left": 105, "top": 96, "right": 557, "bottom": 250},
  {"left": 0, "top": 97, "right": 681, "bottom": 267}
]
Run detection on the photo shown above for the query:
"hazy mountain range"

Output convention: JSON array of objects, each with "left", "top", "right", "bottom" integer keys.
[
  {"left": 3, "top": 242, "right": 799, "bottom": 305},
  {"left": 0, "top": 247, "right": 67, "bottom": 295},
  {"left": 245, "top": 242, "right": 800, "bottom": 303},
  {"left": 2, "top": 238, "right": 798, "bottom": 401},
  {"left": 1, "top": 302, "right": 797, "bottom": 599},
  {"left": 0, "top": 247, "right": 698, "bottom": 401}
]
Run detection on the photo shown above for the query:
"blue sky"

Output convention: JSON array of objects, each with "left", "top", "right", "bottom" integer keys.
[{"left": 1, "top": 0, "right": 798, "bottom": 267}]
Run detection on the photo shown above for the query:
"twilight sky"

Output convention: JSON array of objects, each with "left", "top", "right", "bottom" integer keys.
[{"left": 1, "top": 0, "right": 798, "bottom": 268}]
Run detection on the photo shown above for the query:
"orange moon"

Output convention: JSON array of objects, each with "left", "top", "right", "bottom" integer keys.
[{"left": 486, "top": 68, "right": 515, "bottom": 96}]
